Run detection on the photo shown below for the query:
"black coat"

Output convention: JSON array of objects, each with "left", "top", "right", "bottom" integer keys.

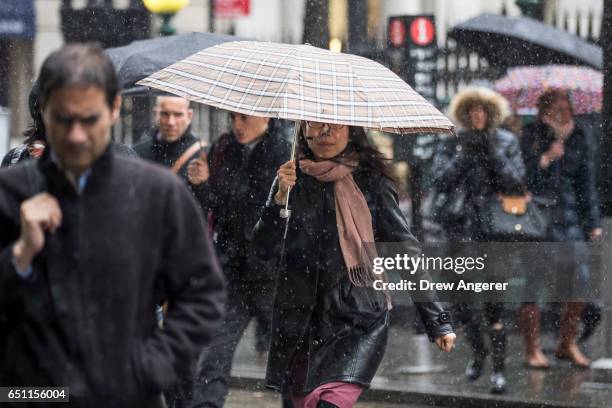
[
  {"left": 252, "top": 167, "right": 453, "bottom": 392},
  {"left": 207, "top": 129, "right": 290, "bottom": 281},
  {"left": 133, "top": 129, "right": 207, "bottom": 207},
  {"left": 431, "top": 129, "right": 525, "bottom": 240},
  {"left": 521, "top": 121, "right": 600, "bottom": 236},
  {"left": 0, "top": 148, "right": 225, "bottom": 407}
]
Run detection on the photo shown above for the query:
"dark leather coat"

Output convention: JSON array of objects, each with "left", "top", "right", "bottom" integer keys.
[
  {"left": 521, "top": 121, "right": 600, "bottom": 236},
  {"left": 252, "top": 166, "right": 453, "bottom": 392}
]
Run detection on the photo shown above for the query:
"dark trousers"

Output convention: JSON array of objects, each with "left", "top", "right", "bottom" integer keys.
[
  {"left": 454, "top": 302, "right": 506, "bottom": 372},
  {"left": 189, "top": 280, "right": 276, "bottom": 408}
]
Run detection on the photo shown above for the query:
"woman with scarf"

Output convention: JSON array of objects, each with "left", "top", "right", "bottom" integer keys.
[
  {"left": 251, "top": 121, "right": 455, "bottom": 408},
  {"left": 519, "top": 90, "right": 601, "bottom": 369}
]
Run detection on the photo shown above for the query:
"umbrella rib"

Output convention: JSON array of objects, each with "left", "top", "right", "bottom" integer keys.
[
  {"left": 331, "top": 51, "right": 338, "bottom": 122},
  {"left": 222, "top": 48, "right": 254, "bottom": 114},
  {"left": 256, "top": 45, "right": 299, "bottom": 118}
]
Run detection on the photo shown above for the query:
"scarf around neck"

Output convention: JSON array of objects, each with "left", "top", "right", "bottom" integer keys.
[
  {"left": 299, "top": 159, "right": 379, "bottom": 287},
  {"left": 542, "top": 116, "right": 575, "bottom": 141}
]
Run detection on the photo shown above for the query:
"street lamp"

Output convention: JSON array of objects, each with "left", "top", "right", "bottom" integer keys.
[{"left": 143, "top": 0, "right": 189, "bottom": 36}]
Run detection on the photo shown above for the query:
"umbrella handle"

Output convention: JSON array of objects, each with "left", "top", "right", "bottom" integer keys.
[{"left": 280, "top": 120, "right": 301, "bottom": 219}]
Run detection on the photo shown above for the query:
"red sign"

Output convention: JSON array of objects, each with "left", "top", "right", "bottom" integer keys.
[
  {"left": 214, "top": 0, "right": 250, "bottom": 18},
  {"left": 409, "top": 17, "right": 435, "bottom": 46},
  {"left": 388, "top": 18, "right": 406, "bottom": 48}
]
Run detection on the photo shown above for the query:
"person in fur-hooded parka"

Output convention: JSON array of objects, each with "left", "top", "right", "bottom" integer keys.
[
  {"left": 431, "top": 87, "right": 525, "bottom": 394},
  {"left": 432, "top": 87, "right": 525, "bottom": 240}
]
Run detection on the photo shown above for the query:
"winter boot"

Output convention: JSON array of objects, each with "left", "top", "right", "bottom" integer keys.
[
  {"left": 519, "top": 303, "right": 550, "bottom": 368},
  {"left": 464, "top": 318, "right": 488, "bottom": 380},
  {"left": 489, "top": 324, "right": 507, "bottom": 394},
  {"left": 556, "top": 302, "right": 591, "bottom": 368}
]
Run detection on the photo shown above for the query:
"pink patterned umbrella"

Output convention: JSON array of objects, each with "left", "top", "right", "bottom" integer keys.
[{"left": 494, "top": 65, "right": 602, "bottom": 115}]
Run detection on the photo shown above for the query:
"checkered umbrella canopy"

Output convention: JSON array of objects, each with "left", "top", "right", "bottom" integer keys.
[{"left": 137, "top": 41, "right": 453, "bottom": 134}]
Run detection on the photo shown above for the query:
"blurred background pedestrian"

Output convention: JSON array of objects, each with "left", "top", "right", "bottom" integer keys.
[
  {"left": 188, "top": 113, "right": 290, "bottom": 408},
  {"left": 519, "top": 89, "right": 602, "bottom": 369},
  {"left": 432, "top": 87, "right": 525, "bottom": 393}
]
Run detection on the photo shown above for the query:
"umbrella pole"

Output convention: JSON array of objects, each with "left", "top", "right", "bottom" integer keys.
[{"left": 280, "top": 120, "right": 300, "bottom": 220}]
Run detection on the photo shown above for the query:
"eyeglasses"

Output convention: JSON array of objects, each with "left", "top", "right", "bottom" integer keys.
[{"left": 305, "top": 121, "right": 345, "bottom": 130}]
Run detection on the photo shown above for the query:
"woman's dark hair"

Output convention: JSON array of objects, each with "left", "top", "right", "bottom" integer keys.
[
  {"left": 537, "top": 89, "right": 574, "bottom": 120},
  {"left": 38, "top": 43, "right": 119, "bottom": 110},
  {"left": 297, "top": 124, "right": 397, "bottom": 183},
  {"left": 23, "top": 81, "right": 46, "bottom": 143}
]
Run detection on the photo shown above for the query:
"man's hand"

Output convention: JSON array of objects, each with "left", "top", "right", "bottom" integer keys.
[
  {"left": 12, "top": 193, "right": 62, "bottom": 271},
  {"left": 435, "top": 333, "right": 456, "bottom": 352},
  {"left": 187, "top": 153, "right": 209, "bottom": 186}
]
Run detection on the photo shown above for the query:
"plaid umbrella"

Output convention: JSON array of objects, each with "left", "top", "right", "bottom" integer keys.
[
  {"left": 494, "top": 65, "right": 602, "bottom": 115},
  {"left": 137, "top": 41, "right": 453, "bottom": 135}
]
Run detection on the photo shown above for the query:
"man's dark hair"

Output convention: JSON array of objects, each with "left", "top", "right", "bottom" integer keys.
[{"left": 38, "top": 43, "right": 119, "bottom": 109}]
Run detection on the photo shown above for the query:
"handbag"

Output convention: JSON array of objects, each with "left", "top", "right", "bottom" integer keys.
[{"left": 487, "top": 193, "right": 550, "bottom": 242}]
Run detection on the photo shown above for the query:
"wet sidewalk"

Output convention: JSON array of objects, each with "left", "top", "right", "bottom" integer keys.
[{"left": 228, "top": 319, "right": 612, "bottom": 408}]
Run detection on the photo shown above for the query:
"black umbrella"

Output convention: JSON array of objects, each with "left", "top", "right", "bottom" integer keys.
[
  {"left": 106, "top": 32, "right": 245, "bottom": 94},
  {"left": 448, "top": 13, "right": 602, "bottom": 70}
]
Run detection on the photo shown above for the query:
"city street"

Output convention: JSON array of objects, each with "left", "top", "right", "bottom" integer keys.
[
  {"left": 2, "top": 2, "right": 612, "bottom": 408},
  {"left": 227, "top": 318, "right": 612, "bottom": 408},
  {"left": 225, "top": 389, "right": 438, "bottom": 408}
]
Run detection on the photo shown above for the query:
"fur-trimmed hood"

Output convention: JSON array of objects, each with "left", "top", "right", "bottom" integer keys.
[{"left": 449, "top": 87, "right": 510, "bottom": 133}]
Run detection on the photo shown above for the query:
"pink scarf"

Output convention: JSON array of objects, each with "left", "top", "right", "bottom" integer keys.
[{"left": 300, "top": 159, "right": 379, "bottom": 287}]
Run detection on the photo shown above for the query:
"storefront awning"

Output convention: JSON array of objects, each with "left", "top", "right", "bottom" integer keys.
[{"left": 0, "top": 0, "right": 35, "bottom": 39}]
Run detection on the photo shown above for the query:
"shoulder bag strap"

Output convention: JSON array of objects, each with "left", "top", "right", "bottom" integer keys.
[{"left": 170, "top": 141, "right": 205, "bottom": 174}]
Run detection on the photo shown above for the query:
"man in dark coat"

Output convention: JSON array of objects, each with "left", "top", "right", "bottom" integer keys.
[
  {"left": 187, "top": 113, "right": 291, "bottom": 408},
  {"left": 0, "top": 44, "right": 225, "bottom": 407},
  {"left": 133, "top": 96, "right": 207, "bottom": 206}
]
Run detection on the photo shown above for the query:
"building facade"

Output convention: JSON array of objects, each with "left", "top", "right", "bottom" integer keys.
[{"left": 0, "top": 0, "right": 604, "bottom": 148}]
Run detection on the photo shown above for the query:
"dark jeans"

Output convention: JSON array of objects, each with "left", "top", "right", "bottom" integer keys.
[
  {"left": 454, "top": 302, "right": 506, "bottom": 372},
  {"left": 189, "top": 280, "right": 276, "bottom": 408}
]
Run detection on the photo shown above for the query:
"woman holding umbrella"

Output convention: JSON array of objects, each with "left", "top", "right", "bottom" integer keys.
[
  {"left": 519, "top": 89, "right": 601, "bottom": 368},
  {"left": 251, "top": 121, "right": 455, "bottom": 408}
]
